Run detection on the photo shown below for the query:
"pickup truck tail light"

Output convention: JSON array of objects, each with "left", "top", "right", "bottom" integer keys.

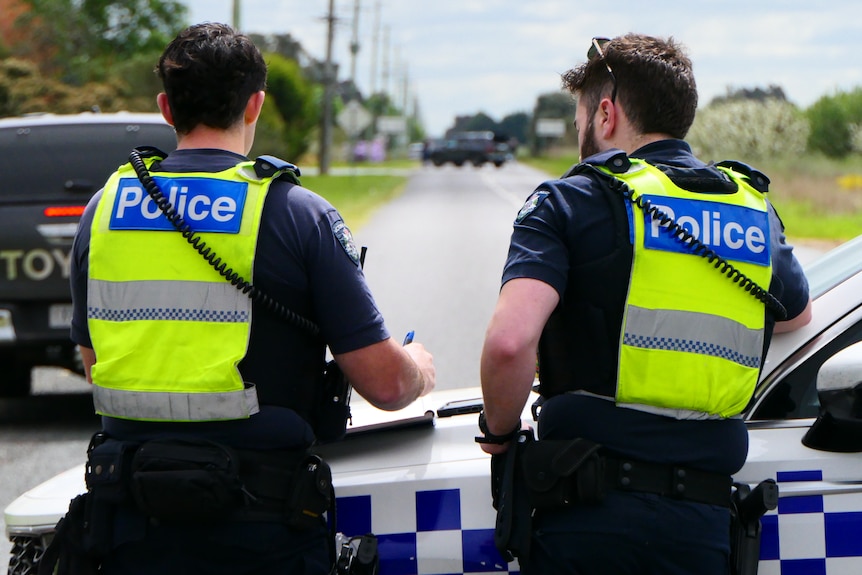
[{"left": 43, "top": 206, "right": 86, "bottom": 217}]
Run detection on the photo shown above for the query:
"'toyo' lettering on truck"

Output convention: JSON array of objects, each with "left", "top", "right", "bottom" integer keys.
[
  {"left": 643, "top": 195, "right": 770, "bottom": 266},
  {"left": 0, "top": 249, "right": 72, "bottom": 281},
  {"left": 110, "top": 177, "right": 249, "bottom": 234}
]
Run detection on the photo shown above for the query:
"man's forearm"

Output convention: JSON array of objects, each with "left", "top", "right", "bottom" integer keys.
[{"left": 480, "top": 347, "right": 535, "bottom": 436}]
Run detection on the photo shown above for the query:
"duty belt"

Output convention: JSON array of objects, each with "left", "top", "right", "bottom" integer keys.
[{"left": 603, "top": 456, "right": 732, "bottom": 507}]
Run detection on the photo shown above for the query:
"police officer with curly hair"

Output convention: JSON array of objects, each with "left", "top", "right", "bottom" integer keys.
[
  {"left": 64, "top": 22, "right": 435, "bottom": 575},
  {"left": 479, "top": 33, "right": 811, "bottom": 574}
]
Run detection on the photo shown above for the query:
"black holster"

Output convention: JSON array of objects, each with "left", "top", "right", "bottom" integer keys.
[
  {"left": 491, "top": 431, "right": 535, "bottom": 569},
  {"left": 730, "top": 479, "right": 778, "bottom": 575},
  {"left": 491, "top": 432, "right": 606, "bottom": 573},
  {"left": 520, "top": 437, "right": 605, "bottom": 509}
]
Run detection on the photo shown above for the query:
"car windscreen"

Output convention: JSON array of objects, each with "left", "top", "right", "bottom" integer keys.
[
  {"left": 803, "top": 234, "right": 862, "bottom": 299},
  {"left": 0, "top": 121, "right": 177, "bottom": 204}
]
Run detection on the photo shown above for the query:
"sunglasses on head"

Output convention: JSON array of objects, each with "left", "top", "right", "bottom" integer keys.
[{"left": 587, "top": 37, "right": 617, "bottom": 103}]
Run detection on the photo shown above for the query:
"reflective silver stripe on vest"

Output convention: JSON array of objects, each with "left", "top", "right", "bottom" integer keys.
[
  {"left": 93, "top": 384, "right": 260, "bottom": 421},
  {"left": 569, "top": 390, "right": 732, "bottom": 421},
  {"left": 623, "top": 306, "right": 763, "bottom": 368},
  {"left": 87, "top": 279, "right": 249, "bottom": 323}
]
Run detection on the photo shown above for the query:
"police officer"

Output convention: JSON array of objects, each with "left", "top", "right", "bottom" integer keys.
[
  {"left": 478, "top": 33, "right": 811, "bottom": 574},
  {"left": 67, "top": 23, "right": 435, "bottom": 575}
]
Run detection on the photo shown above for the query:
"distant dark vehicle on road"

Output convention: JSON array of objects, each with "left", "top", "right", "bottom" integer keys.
[
  {"left": 0, "top": 112, "right": 177, "bottom": 397},
  {"left": 428, "top": 131, "right": 509, "bottom": 167}
]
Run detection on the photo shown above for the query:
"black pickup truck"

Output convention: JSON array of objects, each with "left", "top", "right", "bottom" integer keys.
[
  {"left": 427, "top": 131, "right": 510, "bottom": 167},
  {"left": 0, "top": 112, "right": 177, "bottom": 397}
]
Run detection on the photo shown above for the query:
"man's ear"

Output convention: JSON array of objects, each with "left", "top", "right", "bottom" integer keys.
[
  {"left": 156, "top": 93, "right": 174, "bottom": 127},
  {"left": 245, "top": 91, "right": 266, "bottom": 125},
  {"left": 597, "top": 98, "right": 617, "bottom": 140}
]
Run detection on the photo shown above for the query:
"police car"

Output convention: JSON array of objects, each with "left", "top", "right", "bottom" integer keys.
[
  {"left": 0, "top": 112, "right": 176, "bottom": 399},
  {"left": 6, "top": 233, "right": 862, "bottom": 575}
]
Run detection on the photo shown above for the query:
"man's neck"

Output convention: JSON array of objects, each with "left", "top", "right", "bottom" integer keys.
[{"left": 175, "top": 125, "right": 248, "bottom": 156}]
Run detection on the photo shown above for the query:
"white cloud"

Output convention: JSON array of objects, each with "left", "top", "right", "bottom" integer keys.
[{"left": 181, "top": 0, "right": 862, "bottom": 136}]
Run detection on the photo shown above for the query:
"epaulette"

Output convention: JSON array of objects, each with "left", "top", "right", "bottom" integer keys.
[
  {"left": 561, "top": 151, "right": 631, "bottom": 179},
  {"left": 715, "top": 160, "right": 770, "bottom": 193},
  {"left": 253, "top": 155, "right": 301, "bottom": 184},
  {"left": 133, "top": 145, "right": 168, "bottom": 161}
]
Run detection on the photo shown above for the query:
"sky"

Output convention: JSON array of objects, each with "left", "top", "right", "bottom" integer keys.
[{"left": 183, "top": 0, "right": 862, "bottom": 138}]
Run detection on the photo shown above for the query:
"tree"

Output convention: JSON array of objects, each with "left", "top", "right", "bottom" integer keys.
[
  {"left": 710, "top": 84, "right": 787, "bottom": 105},
  {"left": 263, "top": 53, "right": 318, "bottom": 160},
  {"left": 16, "top": 0, "right": 187, "bottom": 84},
  {"left": 498, "top": 112, "right": 530, "bottom": 145},
  {"left": 806, "top": 88, "right": 862, "bottom": 158},
  {"left": 531, "top": 91, "right": 576, "bottom": 153}
]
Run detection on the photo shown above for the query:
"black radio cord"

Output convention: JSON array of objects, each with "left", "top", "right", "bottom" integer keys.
[
  {"left": 128, "top": 149, "right": 322, "bottom": 337},
  {"left": 608, "top": 177, "right": 788, "bottom": 320}
]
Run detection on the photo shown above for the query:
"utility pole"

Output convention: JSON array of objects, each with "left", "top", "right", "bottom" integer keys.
[
  {"left": 349, "top": 0, "right": 361, "bottom": 89},
  {"left": 319, "top": 0, "right": 336, "bottom": 175},
  {"left": 381, "top": 24, "right": 390, "bottom": 98},
  {"left": 370, "top": 0, "right": 380, "bottom": 95},
  {"left": 232, "top": 0, "right": 241, "bottom": 30}
]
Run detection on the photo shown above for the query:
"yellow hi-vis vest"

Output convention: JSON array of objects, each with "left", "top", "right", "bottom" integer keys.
[
  {"left": 604, "top": 160, "right": 772, "bottom": 419},
  {"left": 87, "top": 157, "right": 280, "bottom": 422}
]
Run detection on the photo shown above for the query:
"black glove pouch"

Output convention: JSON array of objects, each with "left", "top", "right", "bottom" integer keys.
[
  {"left": 521, "top": 438, "right": 605, "bottom": 509},
  {"left": 130, "top": 437, "right": 243, "bottom": 522},
  {"left": 312, "top": 359, "right": 353, "bottom": 443},
  {"left": 286, "top": 454, "right": 333, "bottom": 530}
]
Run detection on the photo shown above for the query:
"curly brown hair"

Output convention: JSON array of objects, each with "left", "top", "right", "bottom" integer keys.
[
  {"left": 562, "top": 33, "right": 698, "bottom": 139},
  {"left": 156, "top": 23, "right": 267, "bottom": 135}
]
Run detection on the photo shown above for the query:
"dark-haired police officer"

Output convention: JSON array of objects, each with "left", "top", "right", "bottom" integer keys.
[
  {"left": 479, "top": 33, "right": 810, "bottom": 574},
  {"left": 65, "top": 22, "right": 434, "bottom": 575}
]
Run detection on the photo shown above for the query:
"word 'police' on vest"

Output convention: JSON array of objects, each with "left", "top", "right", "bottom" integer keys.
[
  {"left": 643, "top": 195, "right": 770, "bottom": 266},
  {"left": 109, "top": 177, "right": 249, "bottom": 234}
]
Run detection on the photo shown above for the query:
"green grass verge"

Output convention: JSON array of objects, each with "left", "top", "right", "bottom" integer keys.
[{"left": 300, "top": 174, "right": 408, "bottom": 229}]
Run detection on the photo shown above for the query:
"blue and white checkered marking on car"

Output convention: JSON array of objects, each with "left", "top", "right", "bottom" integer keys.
[
  {"left": 335, "top": 486, "right": 518, "bottom": 575},
  {"left": 334, "top": 469, "right": 862, "bottom": 575},
  {"left": 758, "top": 470, "right": 862, "bottom": 575},
  {"left": 110, "top": 177, "right": 248, "bottom": 233}
]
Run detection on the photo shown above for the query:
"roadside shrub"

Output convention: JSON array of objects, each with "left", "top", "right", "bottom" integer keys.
[{"left": 688, "top": 99, "right": 809, "bottom": 162}]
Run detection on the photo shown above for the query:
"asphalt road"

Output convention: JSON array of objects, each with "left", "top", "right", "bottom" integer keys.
[{"left": 0, "top": 160, "right": 830, "bottom": 563}]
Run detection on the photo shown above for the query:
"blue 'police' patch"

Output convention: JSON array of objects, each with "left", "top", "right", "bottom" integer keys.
[
  {"left": 642, "top": 195, "right": 770, "bottom": 266},
  {"left": 515, "top": 190, "right": 550, "bottom": 223},
  {"left": 332, "top": 219, "right": 360, "bottom": 264},
  {"left": 109, "top": 177, "right": 248, "bottom": 234}
]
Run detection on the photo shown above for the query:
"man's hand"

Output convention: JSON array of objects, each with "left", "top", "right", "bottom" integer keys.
[{"left": 404, "top": 341, "right": 436, "bottom": 397}]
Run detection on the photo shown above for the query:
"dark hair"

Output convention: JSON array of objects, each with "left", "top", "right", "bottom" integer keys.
[
  {"left": 156, "top": 23, "right": 267, "bottom": 135},
  {"left": 562, "top": 33, "right": 698, "bottom": 139}
]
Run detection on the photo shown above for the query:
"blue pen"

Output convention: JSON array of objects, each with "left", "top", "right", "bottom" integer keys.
[{"left": 402, "top": 330, "right": 415, "bottom": 345}]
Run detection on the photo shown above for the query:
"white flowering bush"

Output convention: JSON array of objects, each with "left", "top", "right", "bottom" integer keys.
[
  {"left": 687, "top": 99, "right": 810, "bottom": 162},
  {"left": 850, "top": 124, "right": 862, "bottom": 154}
]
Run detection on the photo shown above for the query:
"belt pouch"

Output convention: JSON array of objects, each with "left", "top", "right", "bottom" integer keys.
[
  {"left": 130, "top": 438, "right": 243, "bottom": 522},
  {"left": 521, "top": 438, "right": 605, "bottom": 509},
  {"left": 83, "top": 436, "right": 141, "bottom": 555},
  {"left": 286, "top": 454, "right": 332, "bottom": 530},
  {"left": 313, "top": 360, "right": 353, "bottom": 443}
]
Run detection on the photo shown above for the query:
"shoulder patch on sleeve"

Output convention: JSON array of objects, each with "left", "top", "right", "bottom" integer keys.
[
  {"left": 332, "top": 219, "right": 361, "bottom": 264},
  {"left": 516, "top": 190, "right": 550, "bottom": 223}
]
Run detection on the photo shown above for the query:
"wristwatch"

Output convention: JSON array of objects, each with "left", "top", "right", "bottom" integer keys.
[{"left": 474, "top": 410, "right": 520, "bottom": 445}]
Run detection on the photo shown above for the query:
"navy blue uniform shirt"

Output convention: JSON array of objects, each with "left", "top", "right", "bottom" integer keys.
[
  {"left": 70, "top": 149, "right": 389, "bottom": 449},
  {"left": 505, "top": 140, "right": 810, "bottom": 474}
]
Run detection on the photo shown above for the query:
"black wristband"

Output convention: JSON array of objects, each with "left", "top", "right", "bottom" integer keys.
[{"left": 474, "top": 410, "right": 520, "bottom": 445}]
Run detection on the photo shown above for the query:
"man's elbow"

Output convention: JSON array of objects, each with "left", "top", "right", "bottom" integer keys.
[
  {"left": 362, "top": 377, "right": 420, "bottom": 411},
  {"left": 774, "top": 298, "right": 813, "bottom": 334}
]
